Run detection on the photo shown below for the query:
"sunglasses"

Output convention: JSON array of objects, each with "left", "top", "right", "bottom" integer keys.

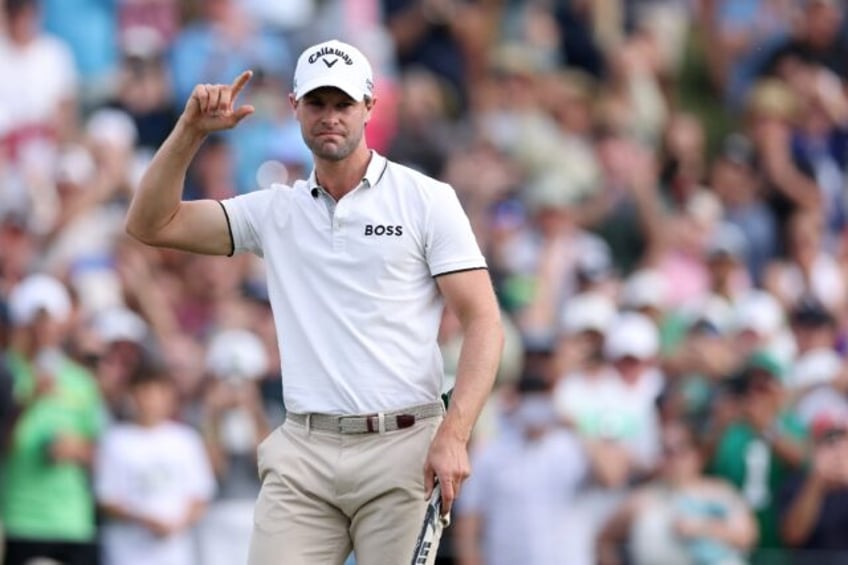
[{"left": 815, "top": 428, "right": 848, "bottom": 446}]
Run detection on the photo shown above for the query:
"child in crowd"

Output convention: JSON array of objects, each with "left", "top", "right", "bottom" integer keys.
[{"left": 95, "top": 363, "right": 215, "bottom": 565}]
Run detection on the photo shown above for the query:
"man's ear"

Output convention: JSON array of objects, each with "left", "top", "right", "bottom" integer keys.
[
  {"left": 288, "top": 93, "right": 298, "bottom": 112},
  {"left": 365, "top": 97, "right": 377, "bottom": 123}
]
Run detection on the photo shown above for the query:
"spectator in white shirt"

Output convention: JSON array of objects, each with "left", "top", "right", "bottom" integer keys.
[
  {"left": 454, "top": 375, "right": 623, "bottom": 565},
  {"left": 95, "top": 362, "right": 215, "bottom": 565}
]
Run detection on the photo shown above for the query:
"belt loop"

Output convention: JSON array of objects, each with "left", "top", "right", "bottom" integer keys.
[
  {"left": 305, "top": 413, "right": 312, "bottom": 435},
  {"left": 377, "top": 412, "right": 386, "bottom": 434}
]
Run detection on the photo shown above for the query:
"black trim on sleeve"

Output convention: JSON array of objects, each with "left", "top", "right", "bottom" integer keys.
[
  {"left": 217, "top": 201, "right": 235, "bottom": 257},
  {"left": 432, "top": 266, "right": 488, "bottom": 279}
]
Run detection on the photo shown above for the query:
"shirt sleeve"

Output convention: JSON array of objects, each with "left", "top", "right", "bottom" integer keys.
[
  {"left": 94, "top": 430, "right": 126, "bottom": 505},
  {"left": 424, "top": 183, "right": 486, "bottom": 277},
  {"left": 183, "top": 429, "right": 217, "bottom": 501},
  {"left": 558, "top": 432, "right": 590, "bottom": 493},
  {"left": 219, "top": 188, "right": 277, "bottom": 257}
]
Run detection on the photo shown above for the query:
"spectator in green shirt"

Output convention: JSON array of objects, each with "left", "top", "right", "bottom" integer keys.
[
  {"left": 706, "top": 350, "right": 808, "bottom": 565},
  {"left": 0, "top": 351, "right": 12, "bottom": 565},
  {"left": 0, "top": 274, "right": 104, "bottom": 565}
]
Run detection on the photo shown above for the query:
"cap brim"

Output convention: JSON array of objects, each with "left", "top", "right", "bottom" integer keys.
[{"left": 294, "top": 77, "right": 367, "bottom": 101}]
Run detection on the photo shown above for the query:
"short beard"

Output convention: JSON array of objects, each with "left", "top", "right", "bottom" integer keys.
[{"left": 306, "top": 130, "right": 361, "bottom": 162}]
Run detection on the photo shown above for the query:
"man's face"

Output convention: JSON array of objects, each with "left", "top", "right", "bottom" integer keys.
[
  {"left": 792, "top": 321, "right": 836, "bottom": 352},
  {"left": 131, "top": 380, "right": 175, "bottom": 423},
  {"left": 805, "top": 1, "right": 842, "bottom": 48},
  {"left": 30, "top": 310, "right": 66, "bottom": 349},
  {"left": 613, "top": 355, "right": 650, "bottom": 383},
  {"left": 292, "top": 87, "right": 373, "bottom": 162},
  {"left": 741, "top": 371, "right": 782, "bottom": 420}
]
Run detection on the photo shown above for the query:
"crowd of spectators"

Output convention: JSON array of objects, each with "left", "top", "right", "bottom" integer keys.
[{"left": 3, "top": 0, "right": 848, "bottom": 564}]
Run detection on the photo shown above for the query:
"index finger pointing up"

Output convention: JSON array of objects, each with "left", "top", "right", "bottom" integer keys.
[{"left": 231, "top": 70, "right": 253, "bottom": 99}]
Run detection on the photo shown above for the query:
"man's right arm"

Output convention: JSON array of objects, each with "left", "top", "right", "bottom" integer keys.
[{"left": 125, "top": 71, "right": 254, "bottom": 255}]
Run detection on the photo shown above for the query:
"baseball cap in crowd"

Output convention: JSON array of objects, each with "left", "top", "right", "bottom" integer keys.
[
  {"left": 745, "top": 349, "right": 786, "bottom": 381},
  {"left": 55, "top": 144, "right": 97, "bottom": 187},
  {"left": 790, "top": 348, "right": 843, "bottom": 390},
  {"left": 621, "top": 269, "right": 667, "bottom": 312},
  {"left": 684, "top": 295, "right": 735, "bottom": 336},
  {"left": 8, "top": 274, "right": 72, "bottom": 327},
  {"left": 576, "top": 239, "right": 614, "bottom": 283},
  {"left": 523, "top": 171, "right": 583, "bottom": 213},
  {"left": 205, "top": 329, "right": 269, "bottom": 382},
  {"left": 603, "top": 312, "right": 659, "bottom": 361},
  {"left": 686, "top": 190, "right": 723, "bottom": 228},
  {"left": 121, "top": 25, "right": 166, "bottom": 61},
  {"left": 93, "top": 307, "right": 148, "bottom": 346},
  {"left": 86, "top": 108, "right": 138, "bottom": 151},
  {"left": 706, "top": 222, "right": 748, "bottom": 262},
  {"left": 559, "top": 292, "right": 617, "bottom": 336},
  {"left": 726, "top": 349, "right": 785, "bottom": 396},
  {"left": 292, "top": 39, "right": 374, "bottom": 102},
  {"left": 734, "top": 290, "right": 784, "bottom": 338}
]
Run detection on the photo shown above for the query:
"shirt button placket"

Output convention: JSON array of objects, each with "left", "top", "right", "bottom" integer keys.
[{"left": 333, "top": 204, "right": 346, "bottom": 251}]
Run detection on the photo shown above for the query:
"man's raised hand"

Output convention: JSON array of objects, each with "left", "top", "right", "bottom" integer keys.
[{"left": 182, "top": 71, "right": 255, "bottom": 135}]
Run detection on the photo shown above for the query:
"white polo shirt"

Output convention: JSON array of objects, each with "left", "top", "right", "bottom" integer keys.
[{"left": 220, "top": 151, "right": 486, "bottom": 414}]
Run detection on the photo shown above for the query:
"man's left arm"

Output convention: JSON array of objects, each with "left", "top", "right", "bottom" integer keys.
[{"left": 427, "top": 268, "right": 503, "bottom": 514}]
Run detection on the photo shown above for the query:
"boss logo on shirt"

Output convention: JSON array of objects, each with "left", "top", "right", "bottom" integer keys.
[{"left": 364, "top": 224, "right": 403, "bottom": 236}]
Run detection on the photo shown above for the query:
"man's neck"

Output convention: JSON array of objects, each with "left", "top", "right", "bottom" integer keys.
[{"left": 315, "top": 145, "right": 372, "bottom": 201}]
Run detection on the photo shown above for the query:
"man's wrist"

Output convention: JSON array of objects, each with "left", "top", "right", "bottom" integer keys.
[
  {"left": 439, "top": 411, "right": 472, "bottom": 444},
  {"left": 174, "top": 119, "right": 207, "bottom": 147}
]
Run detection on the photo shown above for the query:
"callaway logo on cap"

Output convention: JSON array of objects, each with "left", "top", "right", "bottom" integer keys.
[{"left": 293, "top": 39, "right": 374, "bottom": 102}]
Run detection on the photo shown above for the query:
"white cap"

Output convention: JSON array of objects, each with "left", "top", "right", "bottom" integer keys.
[
  {"left": 121, "top": 25, "right": 165, "bottom": 59},
  {"left": 205, "top": 329, "right": 269, "bottom": 381},
  {"left": 73, "top": 268, "right": 124, "bottom": 315},
  {"left": 621, "top": 269, "right": 667, "bottom": 311},
  {"left": 86, "top": 108, "right": 138, "bottom": 150},
  {"left": 734, "top": 290, "right": 784, "bottom": 337},
  {"left": 560, "top": 292, "right": 617, "bottom": 335},
  {"left": 706, "top": 222, "right": 748, "bottom": 261},
  {"left": 689, "top": 294, "right": 736, "bottom": 334},
  {"left": 292, "top": 39, "right": 374, "bottom": 101},
  {"left": 8, "top": 274, "right": 72, "bottom": 326},
  {"left": 790, "top": 348, "right": 843, "bottom": 390},
  {"left": 604, "top": 312, "right": 659, "bottom": 361},
  {"left": 55, "top": 144, "right": 96, "bottom": 185},
  {"left": 93, "top": 307, "right": 148, "bottom": 345},
  {"left": 576, "top": 238, "right": 613, "bottom": 282}
]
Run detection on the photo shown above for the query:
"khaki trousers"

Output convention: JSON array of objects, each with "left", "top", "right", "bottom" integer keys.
[{"left": 248, "top": 415, "right": 442, "bottom": 565}]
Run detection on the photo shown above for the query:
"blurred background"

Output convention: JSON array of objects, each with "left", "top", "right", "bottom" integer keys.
[{"left": 3, "top": 0, "right": 848, "bottom": 564}]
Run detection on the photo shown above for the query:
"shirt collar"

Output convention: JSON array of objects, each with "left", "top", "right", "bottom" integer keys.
[{"left": 307, "top": 150, "right": 388, "bottom": 191}]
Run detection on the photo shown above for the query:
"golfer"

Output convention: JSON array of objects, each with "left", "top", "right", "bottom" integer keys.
[{"left": 125, "top": 39, "right": 503, "bottom": 565}]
